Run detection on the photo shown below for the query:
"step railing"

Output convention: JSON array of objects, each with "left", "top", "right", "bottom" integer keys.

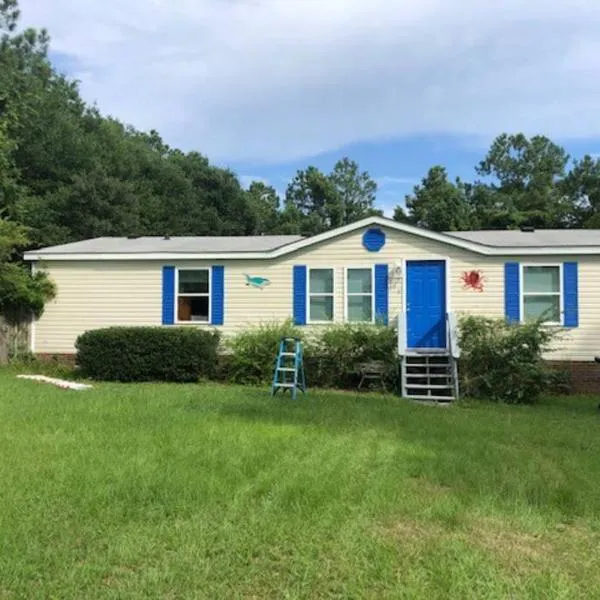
[
  {"left": 397, "top": 311, "right": 406, "bottom": 357},
  {"left": 446, "top": 312, "right": 460, "bottom": 359},
  {"left": 446, "top": 312, "right": 460, "bottom": 400}
]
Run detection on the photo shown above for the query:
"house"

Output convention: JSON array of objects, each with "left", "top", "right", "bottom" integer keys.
[{"left": 23, "top": 216, "right": 600, "bottom": 393}]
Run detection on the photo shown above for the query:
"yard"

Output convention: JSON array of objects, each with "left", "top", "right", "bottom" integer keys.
[{"left": 1, "top": 371, "right": 599, "bottom": 599}]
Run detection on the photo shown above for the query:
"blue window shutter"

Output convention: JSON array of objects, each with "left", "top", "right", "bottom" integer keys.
[
  {"left": 374, "top": 264, "right": 389, "bottom": 324},
  {"left": 563, "top": 262, "right": 578, "bottom": 327},
  {"left": 504, "top": 262, "right": 520, "bottom": 323},
  {"left": 162, "top": 266, "right": 175, "bottom": 325},
  {"left": 293, "top": 265, "right": 307, "bottom": 325},
  {"left": 211, "top": 265, "right": 225, "bottom": 325}
]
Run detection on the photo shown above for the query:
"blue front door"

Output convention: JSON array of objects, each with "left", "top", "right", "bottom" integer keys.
[{"left": 406, "top": 260, "right": 447, "bottom": 349}]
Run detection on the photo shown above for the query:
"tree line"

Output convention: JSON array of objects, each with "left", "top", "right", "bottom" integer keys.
[
  {"left": 0, "top": 0, "right": 380, "bottom": 318},
  {"left": 3, "top": 0, "right": 600, "bottom": 321},
  {"left": 395, "top": 133, "right": 600, "bottom": 231}
]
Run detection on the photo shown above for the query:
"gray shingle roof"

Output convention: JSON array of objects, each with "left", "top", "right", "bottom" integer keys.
[
  {"left": 32, "top": 235, "right": 304, "bottom": 255},
  {"left": 25, "top": 218, "right": 600, "bottom": 261},
  {"left": 445, "top": 229, "right": 600, "bottom": 248}
]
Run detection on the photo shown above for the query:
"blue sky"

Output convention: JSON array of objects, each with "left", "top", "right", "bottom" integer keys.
[
  {"left": 222, "top": 135, "right": 486, "bottom": 215},
  {"left": 29, "top": 1, "right": 600, "bottom": 217},
  {"left": 224, "top": 136, "right": 600, "bottom": 216}
]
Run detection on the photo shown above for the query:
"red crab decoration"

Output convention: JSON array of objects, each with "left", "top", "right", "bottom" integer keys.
[{"left": 462, "top": 270, "right": 485, "bottom": 292}]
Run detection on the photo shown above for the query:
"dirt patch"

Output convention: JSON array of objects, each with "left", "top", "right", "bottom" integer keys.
[
  {"left": 378, "top": 519, "right": 445, "bottom": 545},
  {"left": 378, "top": 514, "right": 600, "bottom": 578},
  {"left": 102, "top": 565, "right": 137, "bottom": 588},
  {"left": 467, "top": 517, "right": 600, "bottom": 577},
  {"left": 467, "top": 517, "right": 551, "bottom": 572},
  {"left": 407, "top": 477, "right": 451, "bottom": 497}
]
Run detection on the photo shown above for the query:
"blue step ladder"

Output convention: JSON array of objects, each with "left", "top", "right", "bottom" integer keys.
[{"left": 271, "top": 337, "right": 306, "bottom": 400}]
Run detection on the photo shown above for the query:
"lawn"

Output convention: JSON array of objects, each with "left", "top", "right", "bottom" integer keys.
[{"left": 1, "top": 371, "right": 599, "bottom": 599}]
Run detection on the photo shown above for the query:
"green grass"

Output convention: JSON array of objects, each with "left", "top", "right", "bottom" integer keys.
[{"left": 1, "top": 371, "right": 600, "bottom": 599}]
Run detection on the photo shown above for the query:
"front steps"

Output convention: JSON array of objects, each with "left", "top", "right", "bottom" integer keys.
[{"left": 401, "top": 353, "right": 459, "bottom": 402}]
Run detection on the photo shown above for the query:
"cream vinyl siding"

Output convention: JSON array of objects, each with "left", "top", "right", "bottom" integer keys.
[
  {"left": 33, "top": 226, "right": 600, "bottom": 361},
  {"left": 34, "top": 261, "right": 162, "bottom": 353}
]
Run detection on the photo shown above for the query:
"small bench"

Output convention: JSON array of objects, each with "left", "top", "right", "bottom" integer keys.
[{"left": 356, "top": 360, "right": 387, "bottom": 392}]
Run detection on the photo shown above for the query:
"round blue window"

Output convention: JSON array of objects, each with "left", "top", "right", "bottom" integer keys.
[{"left": 362, "top": 228, "right": 386, "bottom": 252}]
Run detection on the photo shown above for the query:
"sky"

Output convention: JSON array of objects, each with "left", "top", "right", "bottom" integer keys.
[{"left": 19, "top": 0, "right": 600, "bottom": 216}]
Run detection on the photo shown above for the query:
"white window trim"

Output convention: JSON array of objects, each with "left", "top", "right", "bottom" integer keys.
[
  {"left": 520, "top": 263, "right": 563, "bottom": 326},
  {"left": 175, "top": 267, "right": 212, "bottom": 324},
  {"left": 307, "top": 267, "right": 335, "bottom": 324},
  {"left": 344, "top": 266, "right": 376, "bottom": 324}
]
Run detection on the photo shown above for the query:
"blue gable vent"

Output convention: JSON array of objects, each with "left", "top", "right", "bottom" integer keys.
[{"left": 362, "top": 228, "right": 386, "bottom": 252}]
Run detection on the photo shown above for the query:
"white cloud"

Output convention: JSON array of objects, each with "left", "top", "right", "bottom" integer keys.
[
  {"left": 19, "top": 0, "right": 600, "bottom": 163},
  {"left": 238, "top": 175, "right": 286, "bottom": 199},
  {"left": 239, "top": 175, "right": 269, "bottom": 189}
]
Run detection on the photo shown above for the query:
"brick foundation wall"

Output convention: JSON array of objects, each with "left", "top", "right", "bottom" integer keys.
[
  {"left": 36, "top": 353, "right": 77, "bottom": 367},
  {"left": 548, "top": 361, "right": 600, "bottom": 395}
]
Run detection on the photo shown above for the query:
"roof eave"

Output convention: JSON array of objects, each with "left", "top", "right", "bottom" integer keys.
[{"left": 24, "top": 246, "right": 600, "bottom": 261}]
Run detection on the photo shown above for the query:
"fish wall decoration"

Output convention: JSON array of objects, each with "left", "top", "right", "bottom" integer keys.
[{"left": 244, "top": 274, "right": 271, "bottom": 289}]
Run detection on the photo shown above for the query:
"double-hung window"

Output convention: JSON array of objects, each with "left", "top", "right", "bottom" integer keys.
[
  {"left": 522, "top": 265, "right": 561, "bottom": 324},
  {"left": 177, "top": 269, "right": 210, "bottom": 322},
  {"left": 309, "top": 268, "right": 334, "bottom": 322},
  {"left": 346, "top": 268, "right": 374, "bottom": 322}
]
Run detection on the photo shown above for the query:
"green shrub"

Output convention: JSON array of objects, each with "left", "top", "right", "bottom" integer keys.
[
  {"left": 227, "top": 321, "right": 398, "bottom": 389},
  {"left": 458, "top": 315, "right": 561, "bottom": 404},
  {"left": 546, "top": 367, "right": 572, "bottom": 395},
  {"left": 227, "top": 320, "right": 304, "bottom": 384},
  {"left": 308, "top": 323, "right": 398, "bottom": 389},
  {"left": 76, "top": 327, "right": 220, "bottom": 382}
]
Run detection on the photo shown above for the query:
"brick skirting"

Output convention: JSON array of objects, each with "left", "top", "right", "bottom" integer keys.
[
  {"left": 548, "top": 361, "right": 600, "bottom": 395},
  {"left": 36, "top": 353, "right": 76, "bottom": 366}
]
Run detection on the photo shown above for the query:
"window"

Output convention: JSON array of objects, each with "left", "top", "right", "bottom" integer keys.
[
  {"left": 522, "top": 265, "right": 561, "bottom": 324},
  {"left": 177, "top": 269, "right": 210, "bottom": 322},
  {"left": 346, "top": 268, "right": 374, "bottom": 322},
  {"left": 309, "top": 268, "right": 334, "bottom": 322}
]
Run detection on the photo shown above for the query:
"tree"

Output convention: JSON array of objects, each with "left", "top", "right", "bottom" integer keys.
[
  {"left": 392, "top": 204, "right": 410, "bottom": 223},
  {"left": 475, "top": 133, "right": 570, "bottom": 228},
  {"left": 0, "top": 1, "right": 261, "bottom": 245},
  {"left": 329, "top": 158, "right": 380, "bottom": 224},
  {"left": 464, "top": 182, "right": 519, "bottom": 230},
  {"left": 283, "top": 166, "right": 340, "bottom": 235},
  {"left": 0, "top": 0, "right": 18, "bottom": 32},
  {"left": 245, "top": 182, "right": 280, "bottom": 234},
  {"left": 396, "top": 166, "right": 473, "bottom": 231},
  {"left": 560, "top": 155, "right": 600, "bottom": 228},
  {"left": 283, "top": 160, "right": 379, "bottom": 235},
  {"left": 0, "top": 219, "right": 55, "bottom": 325},
  {"left": 0, "top": 1, "right": 55, "bottom": 338}
]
